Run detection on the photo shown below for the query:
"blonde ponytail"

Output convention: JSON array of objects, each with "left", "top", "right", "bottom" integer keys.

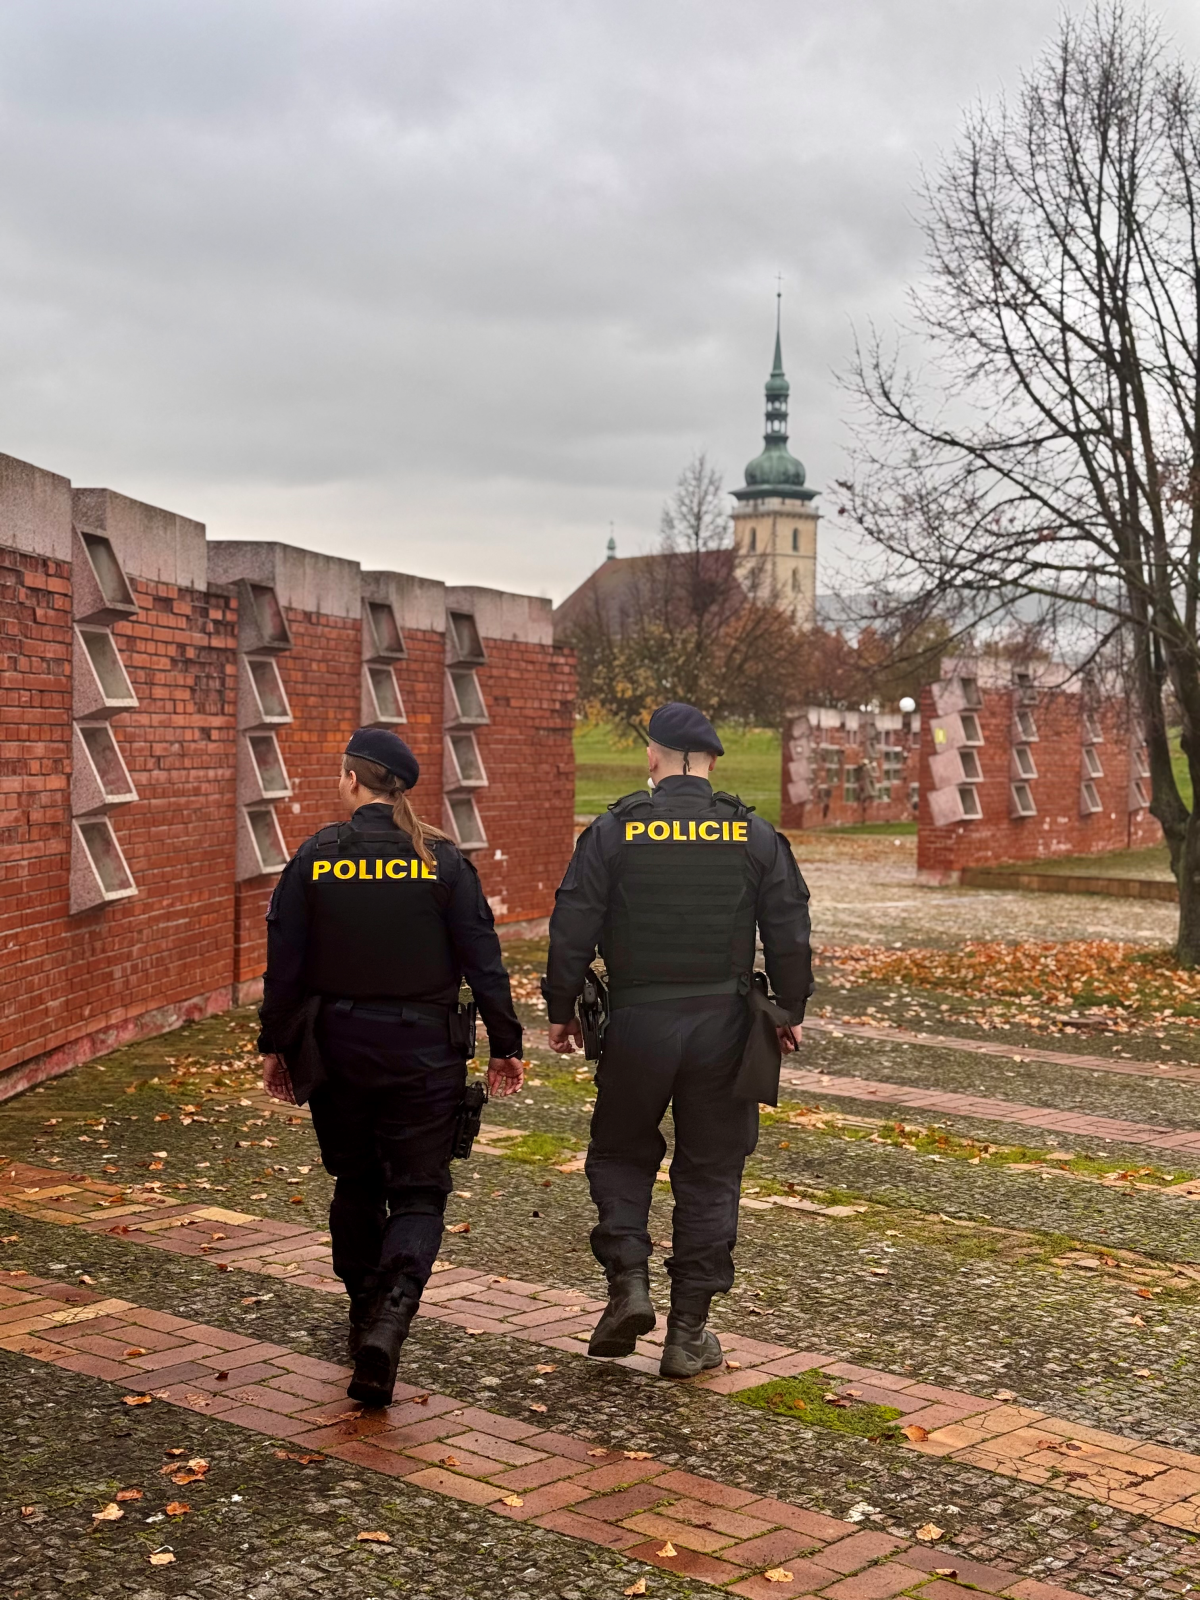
[{"left": 342, "top": 755, "right": 448, "bottom": 868}]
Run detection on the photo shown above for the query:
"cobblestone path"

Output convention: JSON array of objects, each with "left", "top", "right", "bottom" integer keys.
[{"left": 6, "top": 910, "right": 1200, "bottom": 1597}]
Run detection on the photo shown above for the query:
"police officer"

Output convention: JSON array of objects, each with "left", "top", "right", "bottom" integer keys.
[
  {"left": 258, "top": 727, "right": 525, "bottom": 1407},
  {"left": 544, "top": 702, "right": 812, "bottom": 1378}
]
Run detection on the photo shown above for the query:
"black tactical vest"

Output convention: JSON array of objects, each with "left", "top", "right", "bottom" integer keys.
[
  {"left": 302, "top": 821, "right": 459, "bottom": 1001},
  {"left": 601, "top": 789, "right": 758, "bottom": 1002}
]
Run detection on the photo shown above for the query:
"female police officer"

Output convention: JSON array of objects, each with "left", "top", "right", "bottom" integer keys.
[{"left": 257, "top": 727, "right": 524, "bottom": 1406}]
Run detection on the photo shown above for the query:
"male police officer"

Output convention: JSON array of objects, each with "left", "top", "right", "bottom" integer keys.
[
  {"left": 544, "top": 702, "right": 812, "bottom": 1378},
  {"left": 258, "top": 727, "right": 524, "bottom": 1405}
]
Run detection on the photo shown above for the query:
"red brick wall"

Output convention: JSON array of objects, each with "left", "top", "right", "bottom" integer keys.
[
  {"left": 3, "top": 555, "right": 239, "bottom": 1074},
  {"left": 472, "top": 638, "right": 576, "bottom": 926},
  {"left": 780, "top": 715, "right": 920, "bottom": 831},
  {"left": 1, "top": 548, "right": 73, "bottom": 1071},
  {"left": 917, "top": 685, "right": 1161, "bottom": 876}
]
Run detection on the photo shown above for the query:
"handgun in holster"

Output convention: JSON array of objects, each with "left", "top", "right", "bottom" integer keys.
[
  {"left": 577, "top": 964, "right": 609, "bottom": 1062},
  {"left": 452, "top": 1081, "right": 488, "bottom": 1160}
]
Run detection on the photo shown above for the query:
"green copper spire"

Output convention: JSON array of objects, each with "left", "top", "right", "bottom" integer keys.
[{"left": 733, "top": 290, "right": 816, "bottom": 505}]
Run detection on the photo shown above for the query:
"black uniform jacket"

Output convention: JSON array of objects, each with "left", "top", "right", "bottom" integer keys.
[
  {"left": 258, "top": 803, "right": 523, "bottom": 1060},
  {"left": 544, "top": 774, "right": 813, "bottom": 1025}
]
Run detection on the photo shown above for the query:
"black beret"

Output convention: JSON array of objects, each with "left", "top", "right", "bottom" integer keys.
[
  {"left": 647, "top": 701, "right": 724, "bottom": 757},
  {"left": 344, "top": 727, "right": 420, "bottom": 789}
]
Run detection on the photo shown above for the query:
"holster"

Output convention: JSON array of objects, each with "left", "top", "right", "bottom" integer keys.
[
  {"left": 732, "top": 972, "right": 792, "bottom": 1106},
  {"left": 577, "top": 965, "right": 609, "bottom": 1061},
  {"left": 452, "top": 1080, "right": 488, "bottom": 1159}
]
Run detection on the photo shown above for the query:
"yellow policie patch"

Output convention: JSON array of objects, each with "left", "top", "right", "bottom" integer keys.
[
  {"left": 624, "top": 819, "right": 748, "bottom": 843},
  {"left": 312, "top": 858, "right": 437, "bottom": 881}
]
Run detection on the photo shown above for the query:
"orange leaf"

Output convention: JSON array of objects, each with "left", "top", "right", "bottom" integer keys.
[
  {"left": 148, "top": 1551, "right": 175, "bottom": 1566},
  {"left": 115, "top": 1488, "right": 143, "bottom": 1502},
  {"left": 165, "top": 1502, "right": 191, "bottom": 1516},
  {"left": 623, "top": 1451, "right": 652, "bottom": 1460},
  {"left": 123, "top": 1347, "right": 148, "bottom": 1358},
  {"left": 657, "top": 1541, "right": 677, "bottom": 1557},
  {"left": 902, "top": 1424, "right": 929, "bottom": 1442},
  {"left": 624, "top": 1582, "right": 648, "bottom": 1596},
  {"left": 916, "top": 1523, "right": 945, "bottom": 1542},
  {"left": 92, "top": 1503, "right": 124, "bottom": 1522},
  {"left": 357, "top": 1530, "right": 391, "bottom": 1543},
  {"left": 447, "top": 1222, "right": 470, "bottom": 1234},
  {"left": 764, "top": 1571, "right": 794, "bottom": 1584},
  {"left": 123, "top": 1395, "right": 153, "bottom": 1406},
  {"left": 529, "top": 1402, "right": 548, "bottom": 1413},
  {"left": 501, "top": 1494, "right": 524, "bottom": 1507}
]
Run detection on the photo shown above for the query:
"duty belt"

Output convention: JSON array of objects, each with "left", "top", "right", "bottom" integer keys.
[{"left": 324, "top": 997, "right": 451, "bottom": 1024}]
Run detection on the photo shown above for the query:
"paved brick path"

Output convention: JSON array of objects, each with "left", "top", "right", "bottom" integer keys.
[
  {"left": 6, "top": 1159, "right": 1200, "bottom": 1538},
  {"left": 780, "top": 1066, "right": 1200, "bottom": 1157},
  {"left": 0, "top": 1266, "right": 1134, "bottom": 1597},
  {"left": 804, "top": 1020, "right": 1200, "bottom": 1087}
]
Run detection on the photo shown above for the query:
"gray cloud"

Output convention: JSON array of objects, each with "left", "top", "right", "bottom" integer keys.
[{"left": 1, "top": 0, "right": 1197, "bottom": 598}]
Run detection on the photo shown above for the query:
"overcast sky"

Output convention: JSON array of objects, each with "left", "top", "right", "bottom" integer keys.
[{"left": 1, "top": 1, "right": 1199, "bottom": 603}]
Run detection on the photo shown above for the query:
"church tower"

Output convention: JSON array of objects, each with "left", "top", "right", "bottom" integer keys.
[{"left": 731, "top": 298, "right": 818, "bottom": 627}]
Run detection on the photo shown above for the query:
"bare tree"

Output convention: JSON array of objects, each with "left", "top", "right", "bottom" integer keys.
[
  {"left": 564, "top": 454, "right": 807, "bottom": 739},
  {"left": 843, "top": 1, "right": 1200, "bottom": 963}
]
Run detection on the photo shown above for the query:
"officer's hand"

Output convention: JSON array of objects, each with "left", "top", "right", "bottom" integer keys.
[
  {"left": 776, "top": 1025, "right": 803, "bottom": 1054},
  {"left": 548, "top": 1020, "right": 583, "bottom": 1054},
  {"left": 487, "top": 1056, "right": 526, "bottom": 1097},
  {"left": 261, "top": 1053, "right": 298, "bottom": 1105}
]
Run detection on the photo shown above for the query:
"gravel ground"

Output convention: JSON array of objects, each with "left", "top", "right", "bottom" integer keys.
[
  {"left": 0, "top": 1344, "right": 702, "bottom": 1600},
  {"left": 801, "top": 857, "right": 1179, "bottom": 950},
  {"left": 4, "top": 1214, "right": 1200, "bottom": 1600},
  {"left": 801, "top": 1025, "right": 1200, "bottom": 1133}
]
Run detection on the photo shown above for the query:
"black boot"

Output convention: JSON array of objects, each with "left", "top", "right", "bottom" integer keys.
[
  {"left": 587, "top": 1265, "right": 656, "bottom": 1358},
  {"left": 347, "top": 1286, "right": 382, "bottom": 1359},
  {"left": 347, "top": 1279, "right": 421, "bottom": 1406},
  {"left": 659, "top": 1308, "right": 722, "bottom": 1379}
]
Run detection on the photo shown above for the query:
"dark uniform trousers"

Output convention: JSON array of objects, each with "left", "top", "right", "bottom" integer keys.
[
  {"left": 585, "top": 994, "right": 758, "bottom": 1313},
  {"left": 309, "top": 1002, "right": 467, "bottom": 1298}
]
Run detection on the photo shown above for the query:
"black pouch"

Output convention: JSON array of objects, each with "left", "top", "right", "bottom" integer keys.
[
  {"left": 452, "top": 1080, "right": 488, "bottom": 1160},
  {"left": 577, "top": 965, "right": 609, "bottom": 1062},
  {"left": 449, "top": 999, "right": 478, "bottom": 1056}
]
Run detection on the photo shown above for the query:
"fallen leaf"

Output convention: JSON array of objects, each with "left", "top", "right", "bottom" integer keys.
[
  {"left": 624, "top": 1582, "right": 648, "bottom": 1596},
  {"left": 657, "top": 1541, "right": 677, "bottom": 1558},
  {"left": 148, "top": 1551, "right": 175, "bottom": 1566},
  {"left": 725, "top": 1360, "right": 742, "bottom": 1371},
  {"left": 441, "top": 1456, "right": 461, "bottom": 1467},
  {"left": 501, "top": 1494, "right": 524, "bottom": 1507},
  {"left": 123, "top": 1395, "right": 152, "bottom": 1406},
  {"left": 165, "top": 1502, "right": 191, "bottom": 1516},
  {"left": 528, "top": 1402, "right": 548, "bottom": 1413},
  {"left": 357, "top": 1530, "right": 391, "bottom": 1542},
  {"left": 1134, "top": 1368, "right": 1153, "bottom": 1377},
  {"left": 587, "top": 1447, "right": 608, "bottom": 1457},
  {"left": 764, "top": 1571, "right": 794, "bottom": 1585},
  {"left": 77, "top": 1274, "right": 95, "bottom": 1285},
  {"left": 902, "top": 1425, "right": 929, "bottom": 1442},
  {"left": 623, "top": 1451, "right": 652, "bottom": 1460},
  {"left": 1136, "top": 1288, "right": 1154, "bottom": 1299},
  {"left": 534, "top": 1364, "right": 557, "bottom": 1374},
  {"left": 289, "top": 1195, "right": 304, "bottom": 1204},
  {"left": 115, "top": 1488, "right": 143, "bottom": 1502},
  {"left": 0, "top": 1234, "right": 18, "bottom": 1243},
  {"left": 915, "top": 1523, "right": 945, "bottom": 1542},
  {"left": 465, "top": 1328, "right": 486, "bottom": 1336},
  {"left": 20, "top": 1506, "right": 38, "bottom": 1517},
  {"left": 214, "top": 1371, "right": 230, "bottom": 1382},
  {"left": 123, "top": 1347, "right": 148, "bottom": 1358},
  {"left": 447, "top": 1222, "right": 470, "bottom": 1234},
  {"left": 164, "top": 1448, "right": 185, "bottom": 1457},
  {"left": 934, "top": 1569, "right": 959, "bottom": 1579},
  {"left": 92, "top": 1503, "right": 124, "bottom": 1522},
  {"left": 993, "top": 1388, "right": 1016, "bottom": 1400}
]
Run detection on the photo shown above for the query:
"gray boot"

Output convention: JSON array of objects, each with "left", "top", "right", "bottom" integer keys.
[
  {"left": 659, "top": 1308, "right": 723, "bottom": 1379},
  {"left": 587, "top": 1265, "right": 656, "bottom": 1358}
]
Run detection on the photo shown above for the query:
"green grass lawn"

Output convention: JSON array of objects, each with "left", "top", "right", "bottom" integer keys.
[
  {"left": 987, "top": 843, "right": 1172, "bottom": 880},
  {"left": 574, "top": 723, "right": 782, "bottom": 824}
]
